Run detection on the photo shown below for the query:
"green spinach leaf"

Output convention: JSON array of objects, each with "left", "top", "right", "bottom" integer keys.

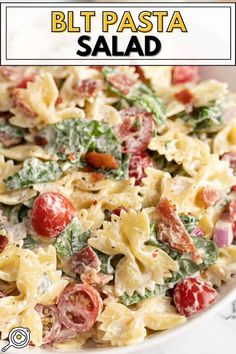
[
  {"left": 179, "top": 214, "right": 199, "bottom": 235},
  {"left": 4, "top": 158, "right": 62, "bottom": 190},
  {"left": 103, "top": 68, "right": 166, "bottom": 126},
  {"left": 54, "top": 217, "right": 91, "bottom": 257},
  {"left": 121, "top": 224, "right": 219, "bottom": 306},
  {"left": 37, "top": 118, "right": 125, "bottom": 179},
  {"left": 178, "top": 100, "right": 224, "bottom": 133}
]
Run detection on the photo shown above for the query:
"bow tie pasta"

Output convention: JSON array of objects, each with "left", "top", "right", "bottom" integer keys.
[{"left": 1, "top": 65, "right": 236, "bottom": 350}]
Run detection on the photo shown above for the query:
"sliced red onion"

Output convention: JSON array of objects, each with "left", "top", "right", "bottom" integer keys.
[
  {"left": 213, "top": 216, "right": 234, "bottom": 247},
  {"left": 223, "top": 107, "right": 236, "bottom": 122},
  {"left": 193, "top": 227, "right": 204, "bottom": 237}
]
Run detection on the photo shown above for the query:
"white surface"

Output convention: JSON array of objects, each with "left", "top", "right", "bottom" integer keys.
[{"left": 145, "top": 299, "right": 236, "bottom": 354}]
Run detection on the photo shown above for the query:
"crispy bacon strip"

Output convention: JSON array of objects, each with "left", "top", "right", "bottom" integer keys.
[
  {"left": 156, "top": 198, "right": 202, "bottom": 264},
  {"left": 107, "top": 73, "right": 137, "bottom": 95},
  {"left": 11, "top": 88, "right": 37, "bottom": 117},
  {"left": 70, "top": 246, "right": 101, "bottom": 275},
  {"left": 85, "top": 151, "right": 119, "bottom": 170},
  {"left": 74, "top": 79, "right": 103, "bottom": 99},
  {"left": 0, "top": 235, "right": 8, "bottom": 254},
  {"left": 174, "top": 89, "right": 194, "bottom": 105}
]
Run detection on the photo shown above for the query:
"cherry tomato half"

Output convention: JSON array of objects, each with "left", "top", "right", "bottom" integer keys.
[
  {"left": 57, "top": 283, "right": 102, "bottom": 333},
  {"left": 35, "top": 304, "right": 61, "bottom": 344},
  {"left": 173, "top": 277, "right": 217, "bottom": 317},
  {"left": 129, "top": 152, "right": 154, "bottom": 185},
  {"left": 31, "top": 192, "right": 76, "bottom": 237}
]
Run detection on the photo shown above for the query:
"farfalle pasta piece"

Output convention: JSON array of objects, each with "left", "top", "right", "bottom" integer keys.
[
  {"left": 141, "top": 66, "right": 172, "bottom": 93},
  {"left": 0, "top": 155, "right": 20, "bottom": 193},
  {"left": 191, "top": 80, "right": 228, "bottom": 107},
  {"left": 10, "top": 73, "right": 59, "bottom": 128},
  {"left": 162, "top": 155, "right": 236, "bottom": 216},
  {"left": 213, "top": 118, "right": 236, "bottom": 156},
  {"left": 0, "top": 244, "right": 67, "bottom": 346},
  {"left": 89, "top": 210, "right": 178, "bottom": 297},
  {"left": 141, "top": 167, "right": 170, "bottom": 208},
  {"left": 98, "top": 296, "right": 186, "bottom": 346},
  {"left": 148, "top": 122, "right": 210, "bottom": 177},
  {"left": 201, "top": 245, "right": 236, "bottom": 287},
  {"left": 0, "top": 144, "right": 57, "bottom": 161}
]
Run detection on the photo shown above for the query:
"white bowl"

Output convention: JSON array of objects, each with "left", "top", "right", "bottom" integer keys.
[{"left": 2, "top": 66, "right": 236, "bottom": 354}]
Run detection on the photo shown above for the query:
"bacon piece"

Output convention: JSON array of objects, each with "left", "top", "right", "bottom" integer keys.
[
  {"left": 156, "top": 197, "right": 202, "bottom": 264},
  {"left": 197, "top": 186, "right": 222, "bottom": 208},
  {"left": 0, "top": 67, "right": 25, "bottom": 82},
  {"left": 74, "top": 79, "right": 103, "bottom": 99},
  {"left": 174, "top": 89, "right": 194, "bottom": 105},
  {"left": 55, "top": 96, "right": 63, "bottom": 106},
  {"left": 81, "top": 269, "right": 113, "bottom": 288},
  {"left": 91, "top": 172, "right": 104, "bottom": 183},
  {"left": 172, "top": 66, "right": 200, "bottom": 85},
  {"left": 35, "top": 135, "right": 48, "bottom": 146},
  {"left": 85, "top": 151, "right": 119, "bottom": 170},
  {"left": 11, "top": 88, "right": 37, "bottom": 117},
  {"left": 0, "top": 235, "right": 9, "bottom": 254},
  {"left": 0, "top": 132, "right": 22, "bottom": 147},
  {"left": 70, "top": 246, "right": 101, "bottom": 275},
  {"left": 107, "top": 73, "right": 136, "bottom": 95}
]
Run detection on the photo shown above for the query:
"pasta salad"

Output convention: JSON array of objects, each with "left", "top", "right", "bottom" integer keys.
[{"left": 0, "top": 65, "right": 236, "bottom": 349}]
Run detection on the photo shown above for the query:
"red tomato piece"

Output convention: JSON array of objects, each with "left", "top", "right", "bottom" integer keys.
[
  {"left": 57, "top": 283, "right": 102, "bottom": 333},
  {"left": 118, "top": 107, "right": 154, "bottom": 153},
  {"left": 85, "top": 151, "right": 119, "bottom": 170},
  {"left": 111, "top": 206, "right": 128, "bottom": 217},
  {"left": 197, "top": 186, "right": 222, "bottom": 208},
  {"left": 221, "top": 152, "right": 236, "bottom": 174},
  {"left": 106, "top": 73, "right": 137, "bottom": 95},
  {"left": 35, "top": 304, "right": 61, "bottom": 344},
  {"left": 31, "top": 192, "right": 77, "bottom": 237},
  {"left": 74, "top": 79, "right": 103, "bottom": 99},
  {"left": 156, "top": 198, "right": 202, "bottom": 264},
  {"left": 0, "top": 235, "right": 8, "bottom": 253},
  {"left": 174, "top": 89, "right": 194, "bottom": 105},
  {"left": 17, "top": 75, "right": 35, "bottom": 89},
  {"left": 70, "top": 246, "right": 101, "bottom": 275},
  {"left": 129, "top": 152, "right": 154, "bottom": 185},
  {"left": 172, "top": 66, "right": 200, "bottom": 85},
  {"left": 173, "top": 277, "right": 217, "bottom": 317}
]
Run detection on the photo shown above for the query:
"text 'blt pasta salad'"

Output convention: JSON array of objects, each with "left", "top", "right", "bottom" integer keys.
[{"left": 0, "top": 65, "right": 236, "bottom": 349}]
